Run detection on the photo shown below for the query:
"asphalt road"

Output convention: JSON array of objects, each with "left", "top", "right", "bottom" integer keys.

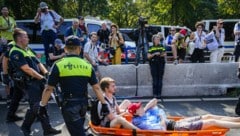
[{"left": 0, "top": 97, "right": 239, "bottom": 136}]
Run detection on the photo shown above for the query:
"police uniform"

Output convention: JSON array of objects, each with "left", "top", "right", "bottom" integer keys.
[
  {"left": 47, "top": 38, "right": 98, "bottom": 136},
  {"left": 148, "top": 44, "right": 166, "bottom": 97},
  {"left": 9, "top": 45, "right": 60, "bottom": 135},
  {"left": 5, "top": 41, "right": 25, "bottom": 122}
]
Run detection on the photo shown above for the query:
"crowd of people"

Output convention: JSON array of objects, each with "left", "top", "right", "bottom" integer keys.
[{"left": 1, "top": 1, "right": 240, "bottom": 136}]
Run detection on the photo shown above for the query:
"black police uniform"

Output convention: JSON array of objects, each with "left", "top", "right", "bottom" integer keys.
[
  {"left": 48, "top": 53, "right": 98, "bottom": 136},
  {"left": 4, "top": 41, "right": 25, "bottom": 122},
  {"left": 9, "top": 45, "right": 59, "bottom": 135},
  {"left": 148, "top": 44, "right": 166, "bottom": 97}
]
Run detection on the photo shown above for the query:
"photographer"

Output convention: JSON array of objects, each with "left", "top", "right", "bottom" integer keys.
[
  {"left": 34, "top": 2, "right": 64, "bottom": 66},
  {"left": 147, "top": 34, "right": 166, "bottom": 97},
  {"left": 233, "top": 21, "right": 240, "bottom": 62}
]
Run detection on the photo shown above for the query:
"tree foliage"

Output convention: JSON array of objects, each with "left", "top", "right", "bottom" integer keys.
[{"left": 0, "top": 0, "right": 238, "bottom": 29}]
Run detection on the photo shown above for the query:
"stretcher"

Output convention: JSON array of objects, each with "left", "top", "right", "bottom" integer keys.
[{"left": 88, "top": 115, "right": 229, "bottom": 136}]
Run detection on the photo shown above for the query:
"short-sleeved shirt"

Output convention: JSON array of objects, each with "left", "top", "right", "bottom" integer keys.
[
  {"left": 0, "top": 16, "right": 16, "bottom": 40},
  {"left": 64, "top": 26, "right": 83, "bottom": 39},
  {"left": 194, "top": 31, "right": 206, "bottom": 49},
  {"left": 40, "top": 10, "right": 61, "bottom": 33},
  {"left": 132, "top": 106, "right": 167, "bottom": 130},
  {"left": 9, "top": 45, "right": 40, "bottom": 73},
  {"left": 48, "top": 55, "right": 97, "bottom": 100},
  {"left": 84, "top": 41, "right": 98, "bottom": 63}
]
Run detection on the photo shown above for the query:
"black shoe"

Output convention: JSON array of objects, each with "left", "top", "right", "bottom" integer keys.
[
  {"left": 21, "top": 126, "right": 33, "bottom": 136},
  {"left": 6, "top": 115, "right": 23, "bottom": 122},
  {"left": 43, "top": 128, "right": 61, "bottom": 136}
]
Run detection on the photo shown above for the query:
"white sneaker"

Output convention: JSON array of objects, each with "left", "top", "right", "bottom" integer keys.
[{"left": 173, "top": 59, "right": 178, "bottom": 65}]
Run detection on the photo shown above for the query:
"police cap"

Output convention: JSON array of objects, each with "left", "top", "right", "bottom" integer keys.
[{"left": 65, "top": 37, "right": 81, "bottom": 46}]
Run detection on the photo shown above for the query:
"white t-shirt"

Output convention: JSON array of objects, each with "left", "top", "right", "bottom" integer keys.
[{"left": 194, "top": 31, "right": 206, "bottom": 49}]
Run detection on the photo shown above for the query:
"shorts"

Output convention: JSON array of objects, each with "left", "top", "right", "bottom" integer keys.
[
  {"left": 177, "top": 48, "right": 186, "bottom": 60},
  {"left": 174, "top": 116, "right": 203, "bottom": 131}
]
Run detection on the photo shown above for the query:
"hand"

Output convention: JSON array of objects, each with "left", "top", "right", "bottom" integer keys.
[
  {"left": 2, "top": 74, "right": 10, "bottom": 85},
  {"left": 33, "top": 102, "right": 47, "bottom": 117},
  {"left": 101, "top": 103, "right": 110, "bottom": 116},
  {"left": 40, "top": 77, "right": 47, "bottom": 85}
]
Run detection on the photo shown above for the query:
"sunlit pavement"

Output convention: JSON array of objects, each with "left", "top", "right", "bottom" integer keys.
[{"left": 0, "top": 97, "right": 239, "bottom": 136}]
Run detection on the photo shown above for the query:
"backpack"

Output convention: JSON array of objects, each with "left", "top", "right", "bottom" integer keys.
[{"left": 90, "top": 96, "right": 115, "bottom": 126}]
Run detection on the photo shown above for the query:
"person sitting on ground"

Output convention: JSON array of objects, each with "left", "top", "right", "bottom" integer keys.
[
  {"left": 128, "top": 98, "right": 240, "bottom": 131},
  {"left": 98, "top": 77, "right": 139, "bottom": 129}
]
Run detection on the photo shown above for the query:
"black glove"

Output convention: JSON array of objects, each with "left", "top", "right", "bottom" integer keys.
[
  {"left": 33, "top": 102, "right": 47, "bottom": 118},
  {"left": 40, "top": 77, "right": 47, "bottom": 85},
  {"left": 2, "top": 74, "right": 10, "bottom": 85},
  {"left": 101, "top": 103, "right": 110, "bottom": 116}
]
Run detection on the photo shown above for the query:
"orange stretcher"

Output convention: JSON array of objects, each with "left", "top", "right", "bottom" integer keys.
[{"left": 88, "top": 115, "right": 229, "bottom": 136}]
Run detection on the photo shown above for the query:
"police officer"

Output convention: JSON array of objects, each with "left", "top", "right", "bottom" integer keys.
[
  {"left": 147, "top": 34, "right": 166, "bottom": 98},
  {"left": 39, "top": 37, "right": 110, "bottom": 136},
  {"left": 3, "top": 40, "right": 25, "bottom": 122},
  {"left": 9, "top": 28, "right": 61, "bottom": 136}
]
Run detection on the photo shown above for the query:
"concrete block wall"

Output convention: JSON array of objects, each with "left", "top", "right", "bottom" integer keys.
[{"left": 88, "top": 63, "right": 240, "bottom": 97}]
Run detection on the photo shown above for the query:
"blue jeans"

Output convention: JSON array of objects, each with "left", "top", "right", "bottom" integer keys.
[{"left": 41, "top": 30, "right": 57, "bottom": 65}]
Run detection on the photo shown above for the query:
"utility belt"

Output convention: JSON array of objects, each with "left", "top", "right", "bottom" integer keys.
[{"left": 56, "top": 92, "right": 87, "bottom": 107}]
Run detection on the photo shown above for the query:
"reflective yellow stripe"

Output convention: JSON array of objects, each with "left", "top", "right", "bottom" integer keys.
[
  {"left": 56, "top": 57, "right": 92, "bottom": 77},
  {"left": 148, "top": 46, "right": 165, "bottom": 52},
  {"left": 9, "top": 46, "right": 35, "bottom": 57}
]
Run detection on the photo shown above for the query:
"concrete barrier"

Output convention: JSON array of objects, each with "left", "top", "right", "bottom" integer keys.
[{"left": 88, "top": 63, "right": 240, "bottom": 97}]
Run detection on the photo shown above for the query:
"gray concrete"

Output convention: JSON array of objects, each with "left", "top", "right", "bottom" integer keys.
[{"left": 88, "top": 63, "right": 240, "bottom": 97}]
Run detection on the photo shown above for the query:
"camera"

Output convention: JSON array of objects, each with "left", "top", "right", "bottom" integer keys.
[
  {"left": 41, "top": 8, "right": 47, "bottom": 12},
  {"left": 138, "top": 16, "right": 148, "bottom": 28}
]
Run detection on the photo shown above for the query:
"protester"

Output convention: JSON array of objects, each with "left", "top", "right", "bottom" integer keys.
[
  {"left": 109, "top": 24, "right": 124, "bottom": 64},
  {"left": 97, "top": 77, "right": 139, "bottom": 129},
  {"left": 147, "top": 34, "right": 166, "bottom": 97},
  {"left": 171, "top": 29, "right": 188, "bottom": 64},
  {"left": 129, "top": 98, "right": 240, "bottom": 131},
  {"left": 208, "top": 19, "right": 225, "bottom": 63},
  {"left": 165, "top": 27, "right": 176, "bottom": 51},
  {"left": 97, "top": 22, "right": 110, "bottom": 46},
  {"left": 34, "top": 2, "right": 64, "bottom": 66},
  {"left": 64, "top": 18, "right": 84, "bottom": 58},
  {"left": 191, "top": 21, "right": 206, "bottom": 63},
  {"left": 39, "top": 37, "right": 110, "bottom": 136},
  {"left": 84, "top": 32, "right": 103, "bottom": 80},
  {"left": 233, "top": 20, "right": 240, "bottom": 62},
  {"left": 48, "top": 38, "right": 65, "bottom": 66}
]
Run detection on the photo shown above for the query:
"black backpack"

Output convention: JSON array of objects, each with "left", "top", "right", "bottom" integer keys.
[{"left": 90, "top": 97, "right": 115, "bottom": 126}]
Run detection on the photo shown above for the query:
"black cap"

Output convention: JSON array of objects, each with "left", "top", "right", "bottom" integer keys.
[{"left": 65, "top": 38, "right": 81, "bottom": 46}]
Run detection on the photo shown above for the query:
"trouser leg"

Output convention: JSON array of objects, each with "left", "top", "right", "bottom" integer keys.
[
  {"left": 65, "top": 118, "right": 86, "bottom": 136},
  {"left": 21, "top": 109, "right": 36, "bottom": 130}
]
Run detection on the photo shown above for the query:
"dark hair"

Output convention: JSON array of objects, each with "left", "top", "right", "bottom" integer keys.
[
  {"left": 99, "top": 77, "right": 115, "bottom": 92},
  {"left": 13, "top": 28, "right": 26, "bottom": 42}
]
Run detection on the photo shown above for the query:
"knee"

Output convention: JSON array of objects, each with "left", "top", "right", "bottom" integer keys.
[
  {"left": 205, "top": 119, "right": 216, "bottom": 125},
  {"left": 202, "top": 114, "right": 213, "bottom": 119}
]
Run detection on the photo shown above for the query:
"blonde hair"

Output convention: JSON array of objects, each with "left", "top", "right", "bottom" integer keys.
[{"left": 100, "top": 77, "right": 115, "bottom": 92}]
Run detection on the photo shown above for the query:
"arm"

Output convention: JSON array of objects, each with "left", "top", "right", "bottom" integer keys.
[
  {"left": 34, "top": 8, "right": 41, "bottom": 24},
  {"left": 49, "top": 53, "right": 64, "bottom": 61},
  {"left": 20, "top": 64, "right": 44, "bottom": 80},
  {"left": 144, "top": 98, "right": 158, "bottom": 112},
  {"left": 38, "top": 63, "right": 48, "bottom": 75},
  {"left": 2, "top": 56, "right": 8, "bottom": 74}
]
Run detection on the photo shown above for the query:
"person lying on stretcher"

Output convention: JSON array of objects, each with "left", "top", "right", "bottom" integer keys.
[{"left": 128, "top": 98, "right": 240, "bottom": 131}]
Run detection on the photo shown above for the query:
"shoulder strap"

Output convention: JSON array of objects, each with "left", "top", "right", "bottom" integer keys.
[
  {"left": 104, "top": 96, "right": 115, "bottom": 108},
  {"left": 49, "top": 10, "right": 56, "bottom": 23}
]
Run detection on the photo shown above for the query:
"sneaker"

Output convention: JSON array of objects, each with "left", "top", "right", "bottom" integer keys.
[
  {"left": 173, "top": 59, "right": 178, "bottom": 65},
  {"left": 6, "top": 115, "right": 23, "bottom": 122},
  {"left": 43, "top": 128, "right": 61, "bottom": 136},
  {"left": 21, "top": 126, "right": 32, "bottom": 136}
]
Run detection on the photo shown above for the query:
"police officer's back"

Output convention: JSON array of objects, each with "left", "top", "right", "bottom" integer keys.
[{"left": 40, "top": 37, "right": 110, "bottom": 136}]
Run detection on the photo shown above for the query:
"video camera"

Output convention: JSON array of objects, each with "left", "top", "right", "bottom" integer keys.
[{"left": 138, "top": 16, "right": 148, "bottom": 28}]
